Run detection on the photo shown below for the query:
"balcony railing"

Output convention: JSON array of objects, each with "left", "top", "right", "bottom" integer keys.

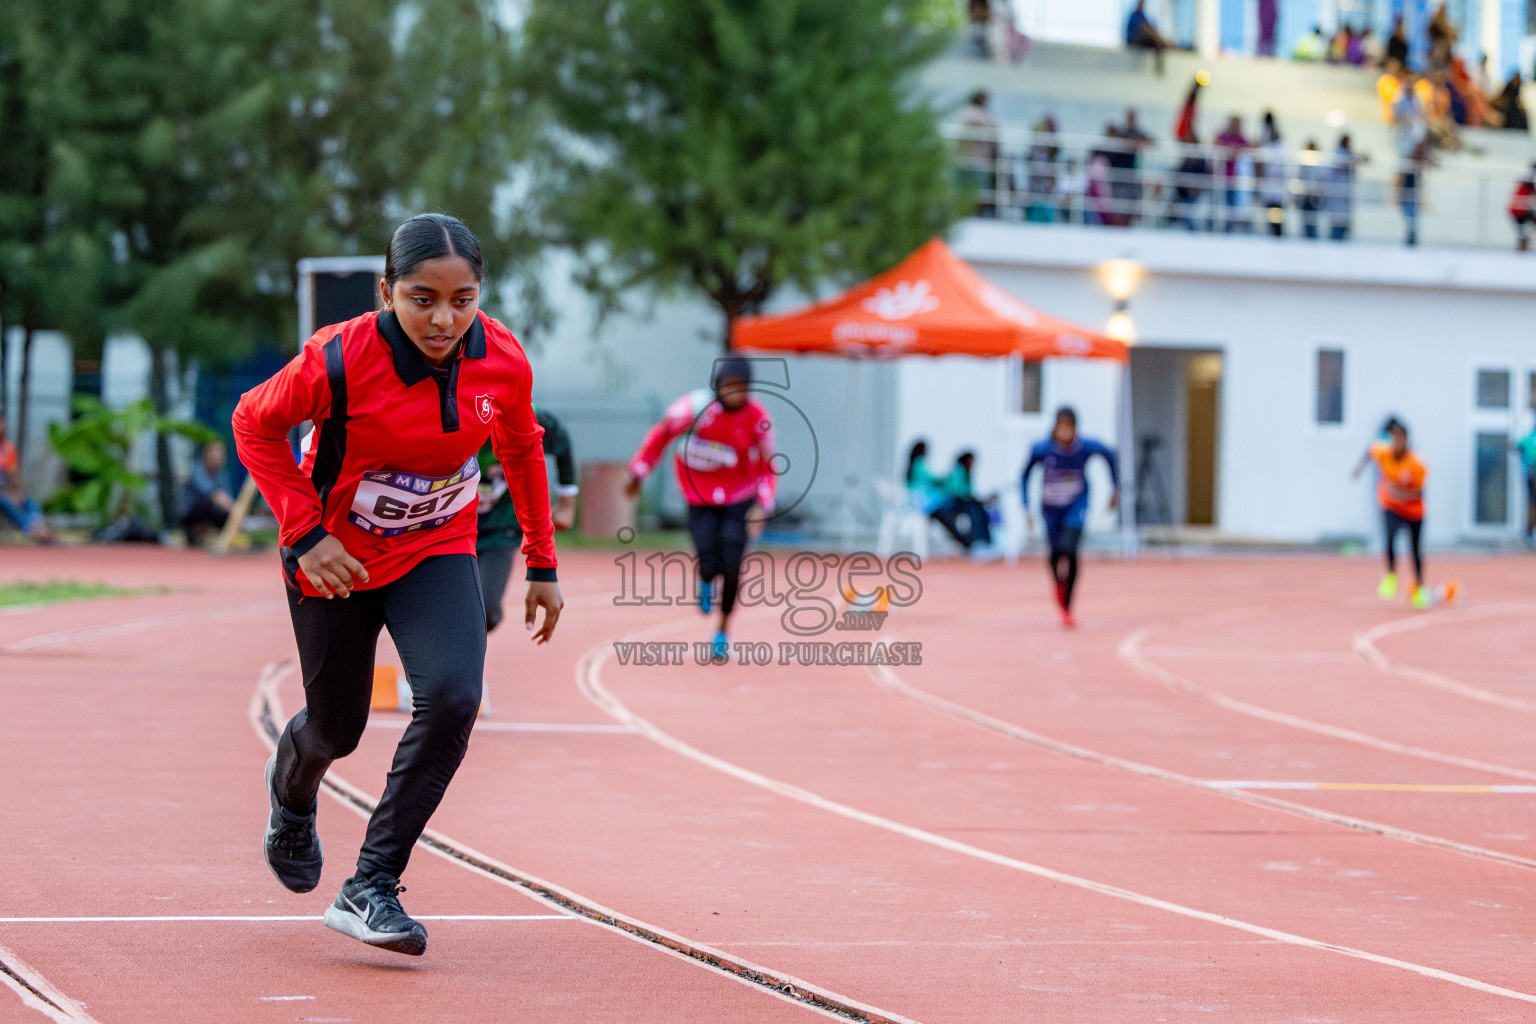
[{"left": 943, "top": 122, "right": 1531, "bottom": 251}]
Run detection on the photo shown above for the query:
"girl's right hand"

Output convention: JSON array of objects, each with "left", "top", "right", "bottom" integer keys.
[{"left": 297, "top": 535, "right": 369, "bottom": 598}]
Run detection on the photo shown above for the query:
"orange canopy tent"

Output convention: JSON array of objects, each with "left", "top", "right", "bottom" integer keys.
[
  {"left": 730, "top": 238, "right": 1127, "bottom": 362},
  {"left": 730, "top": 238, "right": 1137, "bottom": 557}
]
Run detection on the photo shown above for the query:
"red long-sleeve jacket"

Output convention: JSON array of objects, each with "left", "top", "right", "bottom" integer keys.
[
  {"left": 232, "top": 309, "right": 556, "bottom": 596},
  {"left": 628, "top": 389, "right": 776, "bottom": 510}
]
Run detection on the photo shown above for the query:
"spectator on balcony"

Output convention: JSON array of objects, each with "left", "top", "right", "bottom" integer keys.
[
  {"left": 1125, "top": 0, "right": 1168, "bottom": 75},
  {"left": 1169, "top": 130, "right": 1212, "bottom": 231},
  {"left": 1257, "top": 0, "right": 1279, "bottom": 56},
  {"left": 1256, "top": 112, "right": 1289, "bottom": 236},
  {"left": 1348, "top": 27, "right": 1372, "bottom": 66},
  {"left": 1326, "top": 134, "right": 1366, "bottom": 240},
  {"left": 1215, "top": 116, "right": 1253, "bottom": 232},
  {"left": 1326, "top": 26, "right": 1350, "bottom": 64},
  {"left": 1294, "top": 140, "right": 1328, "bottom": 238},
  {"left": 967, "top": 0, "right": 992, "bottom": 59},
  {"left": 1397, "top": 136, "right": 1431, "bottom": 246},
  {"left": 1119, "top": 109, "right": 1155, "bottom": 224},
  {"left": 1509, "top": 165, "right": 1536, "bottom": 250},
  {"left": 1293, "top": 26, "right": 1325, "bottom": 61},
  {"left": 958, "top": 90, "right": 999, "bottom": 217},
  {"left": 1384, "top": 16, "right": 1409, "bottom": 68},
  {"left": 1427, "top": 5, "right": 1456, "bottom": 75},
  {"left": 1054, "top": 157, "right": 1087, "bottom": 223},
  {"left": 1491, "top": 73, "right": 1529, "bottom": 131},
  {"left": 1024, "top": 116, "right": 1061, "bottom": 222},
  {"left": 1085, "top": 144, "right": 1116, "bottom": 226}
]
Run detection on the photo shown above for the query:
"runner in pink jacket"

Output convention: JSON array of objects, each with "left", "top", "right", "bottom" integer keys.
[{"left": 625, "top": 358, "right": 776, "bottom": 657}]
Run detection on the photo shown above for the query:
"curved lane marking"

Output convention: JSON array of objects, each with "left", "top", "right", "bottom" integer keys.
[
  {"left": 580, "top": 628, "right": 1536, "bottom": 1006},
  {"left": 0, "top": 941, "right": 99, "bottom": 1024},
  {"left": 1354, "top": 604, "right": 1536, "bottom": 714},
  {"left": 1120, "top": 627, "right": 1536, "bottom": 783},
  {"left": 865, "top": 651, "right": 1536, "bottom": 872},
  {"left": 249, "top": 654, "right": 910, "bottom": 1024}
]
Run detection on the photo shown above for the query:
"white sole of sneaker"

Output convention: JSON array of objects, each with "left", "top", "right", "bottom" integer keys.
[
  {"left": 322, "top": 905, "right": 428, "bottom": 956},
  {"left": 264, "top": 753, "right": 321, "bottom": 894}
]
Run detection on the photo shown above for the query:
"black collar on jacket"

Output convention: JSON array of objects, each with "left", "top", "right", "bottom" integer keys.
[{"left": 376, "top": 310, "right": 487, "bottom": 388}]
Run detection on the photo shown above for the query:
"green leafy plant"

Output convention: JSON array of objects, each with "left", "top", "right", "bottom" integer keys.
[{"left": 45, "top": 397, "right": 216, "bottom": 528}]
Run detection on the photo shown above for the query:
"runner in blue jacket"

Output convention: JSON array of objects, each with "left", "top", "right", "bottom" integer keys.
[{"left": 1020, "top": 407, "right": 1119, "bottom": 627}]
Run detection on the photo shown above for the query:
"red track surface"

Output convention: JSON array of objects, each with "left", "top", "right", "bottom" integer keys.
[{"left": 3, "top": 545, "right": 1536, "bottom": 1022}]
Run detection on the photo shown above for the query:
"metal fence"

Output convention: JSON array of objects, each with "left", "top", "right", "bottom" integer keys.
[{"left": 943, "top": 122, "right": 1533, "bottom": 250}]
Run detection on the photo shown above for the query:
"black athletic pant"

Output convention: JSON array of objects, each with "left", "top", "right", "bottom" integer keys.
[
  {"left": 476, "top": 546, "right": 516, "bottom": 632},
  {"left": 1383, "top": 509, "right": 1423, "bottom": 585},
  {"left": 931, "top": 498, "right": 992, "bottom": 549},
  {"left": 272, "top": 553, "right": 486, "bottom": 881},
  {"left": 687, "top": 500, "right": 752, "bottom": 617}
]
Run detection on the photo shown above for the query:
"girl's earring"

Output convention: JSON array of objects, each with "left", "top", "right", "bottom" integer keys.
[{"left": 383, "top": 303, "right": 393, "bottom": 312}]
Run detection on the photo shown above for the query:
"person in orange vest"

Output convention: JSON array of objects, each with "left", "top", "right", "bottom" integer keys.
[{"left": 1352, "top": 417, "right": 1430, "bottom": 608}]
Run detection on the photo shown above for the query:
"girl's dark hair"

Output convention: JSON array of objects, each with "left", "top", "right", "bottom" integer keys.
[
  {"left": 1055, "top": 406, "right": 1078, "bottom": 426},
  {"left": 1383, "top": 416, "right": 1407, "bottom": 435},
  {"left": 384, "top": 213, "right": 485, "bottom": 287},
  {"left": 905, "top": 440, "right": 928, "bottom": 483}
]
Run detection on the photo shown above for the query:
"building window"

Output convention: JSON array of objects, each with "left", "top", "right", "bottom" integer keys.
[
  {"left": 1315, "top": 349, "right": 1344, "bottom": 424},
  {"left": 1474, "top": 431, "right": 1509, "bottom": 524},
  {"left": 1477, "top": 369, "right": 1511, "bottom": 409},
  {"left": 1013, "top": 357, "right": 1043, "bottom": 414}
]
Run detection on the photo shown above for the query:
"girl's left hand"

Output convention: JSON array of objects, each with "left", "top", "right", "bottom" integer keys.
[{"left": 525, "top": 581, "right": 564, "bottom": 644}]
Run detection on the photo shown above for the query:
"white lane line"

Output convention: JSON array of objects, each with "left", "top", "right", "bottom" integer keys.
[
  {"left": 867, "top": 655, "right": 1536, "bottom": 871},
  {"left": 250, "top": 655, "right": 906, "bottom": 1024},
  {"left": 1119, "top": 627, "right": 1536, "bottom": 783},
  {"left": 4, "top": 602, "right": 285, "bottom": 654},
  {"left": 0, "top": 915, "right": 572, "bottom": 923},
  {"left": 0, "top": 940, "right": 100, "bottom": 1024},
  {"left": 1204, "top": 792, "right": 1536, "bottom": 798},
  {"left": 1354, "top": 604, "right": 1536, "bottom": 715},
  {"left": 366, "top": 719, "right": 634, "bottom": 734},
  {"left": 582, "top": 634, "right": 1536, "bottom": 1006}
]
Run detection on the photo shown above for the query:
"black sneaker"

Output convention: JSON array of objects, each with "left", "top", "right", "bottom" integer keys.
[
  {"left": 323, "top": 874, "right": 428, "bottom": 956},
  {"left": 264, "top": 753, "right": 322, "bottom": 893}
]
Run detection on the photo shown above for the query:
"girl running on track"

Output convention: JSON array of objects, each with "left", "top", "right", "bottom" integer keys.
[
  {"left": 1352, "top": 416, "right": 1429, "bottom": 607},
  {"left": 624, "top": 357, "right": 775, "bottom": 659},
  {"left": 233, "top": 213, "right": 562, "bottom": 957},
  {"left": 1020, "top": 407, "right": 1119, "bottom": 628}
]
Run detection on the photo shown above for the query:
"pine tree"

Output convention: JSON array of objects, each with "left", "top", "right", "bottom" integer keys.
[{"left": 522, "top": 0, "right": 964, "bottom": 348}]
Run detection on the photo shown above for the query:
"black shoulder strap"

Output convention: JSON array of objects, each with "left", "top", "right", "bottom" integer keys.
[{"left": 310, "top": 334, "right": 350, "bottom": 511}]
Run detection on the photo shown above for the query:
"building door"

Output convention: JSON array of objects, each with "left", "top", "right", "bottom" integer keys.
[
  {"left": 1471, "top": 365, "right": 1515, "bottom": 531},
  {"left": 1184, "top": 353, "right": 1223, "bottom": 526}
]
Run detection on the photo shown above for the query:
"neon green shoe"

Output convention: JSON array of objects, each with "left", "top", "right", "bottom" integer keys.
[
  {"left": 1377, "top": 573, "right": 1398, "bottom": 600},
  {"left": 1410, "top": 585, "right": 1431, "bottom": 610}
]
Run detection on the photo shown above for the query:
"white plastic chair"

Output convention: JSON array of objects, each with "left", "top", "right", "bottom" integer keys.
[{"left": 873, "top": 476, "right": 929, "bottom": 559}]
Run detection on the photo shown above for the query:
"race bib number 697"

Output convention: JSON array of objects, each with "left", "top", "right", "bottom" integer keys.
[{"left": 348, "top": 457, "right": 481, "bottom": 538}]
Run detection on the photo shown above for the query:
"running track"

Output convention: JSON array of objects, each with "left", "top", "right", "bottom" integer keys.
[{"left": 2, "top": 545, "right": 1535, "bottom": 1022}]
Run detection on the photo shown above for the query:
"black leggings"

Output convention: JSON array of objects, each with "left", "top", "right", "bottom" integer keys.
[
  {"left": 688, "top": 501, "right": 752, "bottom": 617},
  {"left": 272, "top": 554, "right": 486, "bottom": 880},
  {"left": 1383, "top": 509, "right": 1423, "bottom": 584},
  {"left": 476, "top": 546, "right": 516, "bottom": 632},
  {"left": 1048, "top": 525, "right": 1083, "bottom": 609},
  {"left": 931, "top": 498, "right": 992, "bottom": 549}
]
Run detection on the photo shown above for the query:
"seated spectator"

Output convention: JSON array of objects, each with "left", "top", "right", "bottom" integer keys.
[
  {"left": 1124, "top": 0, "right": 1167, "bottom": 75},
  {"left": 1326, "top": 26, "right": 1350, "bottom": 64},
  {"left": 0, "top": 413, "right": 50, "bottom": 541},
  {"left": 1384, "top": 16, "right": 1409, "bottom": 68},
  {"left": 1292, "top": 26, "right": 1325, "bottom": 61},
  {"left": 1491, "top": 73, "right": 1529, "bottom": 131},
  {"left": 968, "top": 0, "right": 992, "bottom": 59},
  {"left": 181, "top": 440, "right": 234, "bottom": 544},
  {"left": 933, "top": 451, "right": 995, "bottom": 554},
  {"left": 1347, "top": 27, "right": 1371, "bottom": 66}
]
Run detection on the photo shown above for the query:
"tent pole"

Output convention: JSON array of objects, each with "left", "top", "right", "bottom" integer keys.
[
  {"left": 841, "top": 359, "right": 860, "bottom": 551},
  {"left": 1118, "top": 357, "right": 1138, "bottom": 562}
]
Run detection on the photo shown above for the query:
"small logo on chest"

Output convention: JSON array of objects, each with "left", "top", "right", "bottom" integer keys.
[{"left": 475, "top": 394, "right": 495, "bottom": 424}]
